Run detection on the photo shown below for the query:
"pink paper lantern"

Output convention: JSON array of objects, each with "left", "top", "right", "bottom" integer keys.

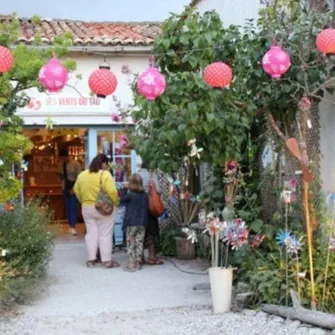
[
  {"left": 137, "top": 67, "right": 166, "bottom": 101},
  {"left": 262, "top": 46, "right": 291, "bottom": 79},
  {"left": 316, "top": 28, "right": 335, "bottom": 54},
  {"left": 203, "top": 62, "right": 233, "bottom": 88},
  {"left": 39, "top": 57, "right": 69, "bottom": 93},
  {"left": 89, "top": 65, "right": 117, "bottom": 98},
  {"left": 0, "top": 46, "right": 14, "bottom": 73}
]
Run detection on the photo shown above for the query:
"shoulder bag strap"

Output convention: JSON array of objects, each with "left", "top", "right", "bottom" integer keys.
[{"left": 99, "top": 171, "right": 104, "bottom": 190}]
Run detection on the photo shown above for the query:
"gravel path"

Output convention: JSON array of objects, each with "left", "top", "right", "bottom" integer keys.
[
  {"left": 0, "top": 306, "right": 320, "bottom": 334},
  {"left": 0, "top": 238, "right": 330, "bottom": 334}
]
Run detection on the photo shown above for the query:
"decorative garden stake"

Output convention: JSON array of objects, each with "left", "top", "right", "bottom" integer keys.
[
  {"left": 137, "top": 66, "right": 166, "bottom": 101},
  {"left": 89, "top": 63, "right": 118, "bottom": 98},
  {"left": 203, "top": 62, "right": 233, "bottom": 88},
  {"left": 316, "top": 28, "right": 335, "bottom": 54},
  {"left": 0, "top": 46, "right": 14, "bottom": 73},
  {"left": 39, "top": 58, "right": 69, "bottom": 93},
  {"left": 262, "top": 46, "right": 291, "bottom": 79}
]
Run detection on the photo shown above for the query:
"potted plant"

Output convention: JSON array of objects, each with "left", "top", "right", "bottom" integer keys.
[{"left": 184, "top": 216, "right": 250, "bottom": 313}]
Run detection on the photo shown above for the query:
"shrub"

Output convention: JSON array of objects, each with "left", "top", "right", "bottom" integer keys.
[
  {"left": 0, "top": 201, "right": 54, "bottom": 307},
  {"left": 159, "top": 228, "right": 182, "bottom": 257}
]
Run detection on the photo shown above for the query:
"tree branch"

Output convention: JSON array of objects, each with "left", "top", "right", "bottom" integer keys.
[{"left": 266, "top": 110, "right": 287, "bottom": 143}]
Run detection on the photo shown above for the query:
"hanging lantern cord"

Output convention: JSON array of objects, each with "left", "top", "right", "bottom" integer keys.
[{"left": 99, "top": 55, "right": 110, "bottom": 70}]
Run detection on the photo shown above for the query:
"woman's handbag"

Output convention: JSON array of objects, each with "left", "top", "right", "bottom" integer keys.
[
  {"left": 148, "top": 172, "right": 165, "bottom": 217},
  {"left": 95, "top": 172, "right": 114, "bottom": 216}
]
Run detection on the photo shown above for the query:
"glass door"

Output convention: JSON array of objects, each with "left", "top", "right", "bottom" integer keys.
[{"left": 88, "top": 128, "right": 137, "bottom": 184}]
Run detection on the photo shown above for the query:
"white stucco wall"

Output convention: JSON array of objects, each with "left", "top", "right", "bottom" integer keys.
[
  {"left": 17, "top": 52, "right": 150, "bottom": 126},
  {"left": 319, "top": 93, "right": 335, "bottom": 195},
  {"left": 195, "top": 0, "right": 261, "bottom": 27}
]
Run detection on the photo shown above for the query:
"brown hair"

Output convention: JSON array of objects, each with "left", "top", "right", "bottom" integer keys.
[
  {"left": 128, "top": 173, "right": 144, "bottom": 192},
  {"left": 89, "top": 154, "right": 109, "bottom": 173}
]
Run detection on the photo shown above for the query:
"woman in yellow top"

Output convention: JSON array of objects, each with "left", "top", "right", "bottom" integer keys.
[{"left": 74, "top": 154, "right": 120, "bottom": 268}]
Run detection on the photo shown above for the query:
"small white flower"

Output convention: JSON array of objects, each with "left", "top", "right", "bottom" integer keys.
[
  {"left": 187, "top": 139, "right": 196, "bottom": 146},
  {"left": 189, "top": 144, "right": 203, "bottom": 159},
  {"left": 1, "top": 249, "right": 8, "bottom": 257},
  {"left": 297, "top": 271, "right": 306, "bottom": 278},
  {"left": 182, "top": 228, "right": 198, "bottom": 244}
]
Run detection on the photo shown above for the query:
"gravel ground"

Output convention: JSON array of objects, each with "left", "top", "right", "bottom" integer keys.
[
  {"left": 0, "top": 306, "right": 325, "bottom": 335},
  {"left": 0, "top": 237, "right": 331, "bottom": 334}
]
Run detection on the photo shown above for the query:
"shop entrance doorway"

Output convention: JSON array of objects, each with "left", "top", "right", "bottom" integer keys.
[{"left": 23, "top": 128, "right": 87, "bottom": 222}]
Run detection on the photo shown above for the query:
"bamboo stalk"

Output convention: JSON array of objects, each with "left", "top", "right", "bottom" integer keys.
[
  {"left": 322, "top": 240, "right": 331, "bottom": 311},
  {"left": 284, "top": 202, "right": 289, "bottom": 307},
  {"left": 215, "top": 234, "right": 219, "bottom": 268},
  {"left": 211, "top": 234, "right": 215, "bottom": 267},
  {"left": 225, "top": 243, "right": 229, "bottom": 268},
  {"left": 296, "top": 256, "right": 301, "bottom": 299},
  {"left": 303, "top": 181, "right": 316, "bottom": 309}
]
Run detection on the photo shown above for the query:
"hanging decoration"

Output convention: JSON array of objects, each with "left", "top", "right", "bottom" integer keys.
[
  {"left": 262, "top": 46, "right": 291, "bottom": 79},
  {"left": 38, "top": 57, "right": 69, "bottom": 93},
  {"left": 137, "top": 66, "right": 166, "bottom": 101},
  {"left": 203, "top": 62, "right": 233, "bottom": 88},
  {"left": 316, "top": 28, "right": 335, "bottom": 54},
  {"left": 89, "top": 62, "right": 117, "bottom": 98},
  {"left": 0, "top": 46, "right": 14, "bottom": 73}
]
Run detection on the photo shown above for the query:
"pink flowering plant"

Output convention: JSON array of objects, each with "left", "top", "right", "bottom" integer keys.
[{"left": 183, "top": 215, "right": 265, "bottom": 268}]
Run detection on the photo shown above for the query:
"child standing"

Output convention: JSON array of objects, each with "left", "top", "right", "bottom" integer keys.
[{"left": 121, "top": 174, "right": 148, "bottom": 272}]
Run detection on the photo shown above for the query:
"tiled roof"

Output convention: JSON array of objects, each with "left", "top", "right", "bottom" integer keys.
[{"left": 1, "top": 16, "right": 162, "bottom": 46}]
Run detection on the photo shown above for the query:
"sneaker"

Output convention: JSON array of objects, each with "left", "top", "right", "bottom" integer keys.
[{"left": 70, "top": 228, "right": 78, "bottom": 236}]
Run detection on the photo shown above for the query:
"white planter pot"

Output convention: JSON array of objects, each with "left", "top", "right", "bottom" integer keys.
[{"left": 209, "top": 267, "right": 233, "bottom": 314}]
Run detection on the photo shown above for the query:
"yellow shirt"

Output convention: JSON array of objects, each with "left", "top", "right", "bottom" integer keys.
[{"left": 74, "top": 170, "right": 120, "bottom": 207}]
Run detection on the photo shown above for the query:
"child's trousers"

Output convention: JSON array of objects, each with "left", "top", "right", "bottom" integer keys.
[{"left": 126, "top": 226, "right": 145, "bottom": 264}]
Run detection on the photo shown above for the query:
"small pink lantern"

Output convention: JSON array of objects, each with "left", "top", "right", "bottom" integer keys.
[
  {"left": 262, "top": 46, "right": 291, "bottom": 79},
  {"left": 39, "top": 57, "right": 69, "bottom": 93},
  {"left": 137, "top": 66, "right": 166, "bottom": 101}
]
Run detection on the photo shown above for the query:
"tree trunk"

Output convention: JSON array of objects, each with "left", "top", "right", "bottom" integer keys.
[
  {"left": 262, "top": 304, "right": 335, "bottom": 329},
  {"left": 262, "top": 290, "right": 335, "bottom": 329},
  {"left": 309, "top": 0, "right": 330, "bottom": 12}
]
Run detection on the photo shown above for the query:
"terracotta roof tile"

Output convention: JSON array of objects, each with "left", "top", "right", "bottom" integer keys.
[{"left": 1, "top": 16, "right": 162, "bottom": 46}]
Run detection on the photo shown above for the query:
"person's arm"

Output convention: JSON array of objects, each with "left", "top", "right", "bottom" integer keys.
[
  {"left": 102, "top": 172, "right": 120, "bottom": 206},
  {"left": 57, "top": 163, "right": 65, "bottom": 189},
  {"left": 73, "top": 178, "right": 82, "bottom": 203},
  {"left": 120, "top": 191, "right": 132, "bottom": 204},
  {"left": 75, "top": 161, "right": 82, "bottom": 178}
]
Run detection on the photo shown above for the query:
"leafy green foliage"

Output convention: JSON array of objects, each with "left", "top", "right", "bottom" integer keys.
[
  {"left": 0, "top": 15, "right": 74, "bottom": 203},
  {"left": 0, "top": 202, "right": 54, "bottom": 308},
  {"left": 159, "top": 228, "right": 182, "bottom": 257},
  {"left": 131, "top": 11, "right": 254, "bottom": 172}
]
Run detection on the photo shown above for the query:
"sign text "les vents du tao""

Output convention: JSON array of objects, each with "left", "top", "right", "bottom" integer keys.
[{"left": 46, "top": 97, "right": 101, "bottom": 106}]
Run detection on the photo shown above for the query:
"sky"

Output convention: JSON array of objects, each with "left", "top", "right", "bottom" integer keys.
[{"left": 2, "top": 0, "right": 191, "bottom": 21}]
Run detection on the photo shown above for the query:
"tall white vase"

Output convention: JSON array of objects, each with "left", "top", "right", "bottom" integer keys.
[{"left": 208, "top": 267, "right": 233, "bottom": 314}]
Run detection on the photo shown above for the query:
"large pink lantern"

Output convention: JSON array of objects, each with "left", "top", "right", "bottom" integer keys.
[
  {"left": 262, "top": 46, "right": 291, "bottom": 79},
  {"left": 38, "top": 57, "right": 69, "bottom": 93},
  {"left": 137, "top": 66, "right": 166, "bottom": 101}
]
